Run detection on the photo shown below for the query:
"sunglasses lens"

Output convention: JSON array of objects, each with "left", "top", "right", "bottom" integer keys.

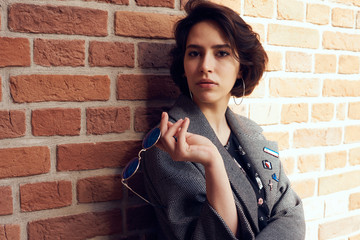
[
  {"left": 143, "top": 127, "right": 161, "bottom": 149},
  {"left": 122, "top": 157, "right": 140, "bottom": 180}
]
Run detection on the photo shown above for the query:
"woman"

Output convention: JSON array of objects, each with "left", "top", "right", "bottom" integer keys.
[{"left": 142, "top": 0, "right": 305, "bottom": 239}]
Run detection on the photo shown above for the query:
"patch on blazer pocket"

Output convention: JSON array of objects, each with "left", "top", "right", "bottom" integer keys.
[
  {"left": 272, "top": 173, "right": 279, "bottom": 182},
  {"left": 262, "top": 160, "right": 272, "bottom": 170},
  {"left": 263, "top": 147, "right": 279, "bottom": 158}
]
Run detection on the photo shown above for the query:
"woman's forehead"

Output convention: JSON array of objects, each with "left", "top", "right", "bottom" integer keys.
[{"left": 186, "top": 20, "right": 230, "bottom": 46}]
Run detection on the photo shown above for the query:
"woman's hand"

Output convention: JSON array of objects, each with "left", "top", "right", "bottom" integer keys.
[
  {"left": 156, "top": 112, "right": 221, "bottom": 167},
  {"left": 156, "top": 112, "right": 239, "bottom": 235}
]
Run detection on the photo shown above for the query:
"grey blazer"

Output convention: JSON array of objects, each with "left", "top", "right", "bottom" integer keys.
[{"left": 143, "top": 95, "right": 305, "bottom": 240}]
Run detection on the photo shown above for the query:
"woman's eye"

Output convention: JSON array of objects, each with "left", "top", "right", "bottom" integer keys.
[
  {"left": 188, "top": 51, "right": 200, "bottom": 57},
  {"left": 216, "top": 51, "right": 230, "bottom": 57}
]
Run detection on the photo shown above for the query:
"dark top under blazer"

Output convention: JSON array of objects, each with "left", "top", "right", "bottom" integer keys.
[{"left": 143, "top": 95, "right": 305, "bottom": 240}]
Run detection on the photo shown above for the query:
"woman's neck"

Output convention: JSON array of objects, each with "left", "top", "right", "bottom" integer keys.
[{"left": 196, "top": 100, "right": 231, "bottom": 145}]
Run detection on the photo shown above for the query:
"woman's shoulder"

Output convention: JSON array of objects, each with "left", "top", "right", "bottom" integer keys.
[{"left": 227, "top": 108, "right": 264, "bottom": 136}]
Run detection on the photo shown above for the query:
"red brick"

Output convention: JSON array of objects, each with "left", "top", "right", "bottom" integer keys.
[
  {"left": 323, "top": 31, "right": 360, "bottom": 51},
  {"left": 115, "top": 11, "right": 181, "bottom": 39},
  {"left": 312, "top": 103, "right": 334, "bottom": 122},
  {"left": 126, "top": 205, "right": 156, "bottom": 231},
  {"left": 0, "top": 186, "right": 13, "bottom": 215},
  {"left": 270, "top": 78, "right": 320, "bottom": 97},
  {"left": 318, "top": 170, "right": 360, "bottom": 195},
  {"left": 34, "top": 39, "right": 85, "bottom": 67},
  {"left": 10, "top": 75, "right": 110, "bottom": 103},
  {"left": 32, "top": 108, "right": 81, "bottom": 136},
  {"left": 349, "top": 147, "right": 360, "bottom": 166},
  {"left": 27, "top": 210, "right": 122, "bottom": 240},
  {"left": 325, "top": 151, "right": 347, "bottom": 170},
  {"left": 349, "top": 102, "right": 360, "bottom": 120},
  {"left": 268, "top": 24, "right": 319, "bottom": 49},
  {"left": 266, "top": 51, "right": 283, "bottom": 71},
  {"left": 0, "top": 110, "right": 26, "bottom": 139},
  {"left": 262, "top": 131, "right": 289, "bottom": 151},
  {"left": 138, "top": 42, "right": 173, "bottom": 68},
  {"left": 291, "top": 179, "right": 315, "bottom": 199},
  {"left": 0, "top": 76, "right": 2, "bottom": 101},
  {"left": 306, "top": 4, "right": 330, "bottom": 25},
  {"left": 293, "top": 127, "right": 342, "bottom": 148},
  {"left": 86, "top": 107, "right": 130, "bottom": 135},
  {"left": 210, "top": 0, "right": 241, "bottom": 13},
  {"left": 244, "top": 0, "right": 274, "bottom": 18},
  {"left": 8, "top": 4, "right": 108, "bottom": 36},
  {"left": 319, "top": 215, "right": 360, "bottom": 240},
  {"left": 281, "top": 103, "right": 308, "bottom": 124},
  {"left": 277, "top": 0, "right": 304, "bottom": 21},
  {"left": 0, "top": 146, "right": 50, "bottom": 179},
  {"left": 0, "top": 37, "right": 30, "bottom": 67},
  {"left": 77, "top": 175, "right": 123, "bottom": 203},
  {"left": 84, "top": 0, "right": 128, "bottom": 4},
  {"left": 338, "top": 55, "right": 360, "bottom": 74},
  {"left": 117, "top": 74, "right": 179, "bottom": 100},
  {"left": 298, "top": 154, "right": 321, "bottom": 173},
  {"left": 135, "top": 0, "right": 175, "bottom": 8},
  {"left": 20, "top": 181, "right": 72, "bottom": 212},
  {"left": 332, "top": 8, "right": 354, "bottom": 28},
  {"left": 285, "top": 51, "right": 312, "bottom": 72},
  {"left": 323, "top": 79, "right": 360, "bottom": 97},
  {"left": 134, "top": 106, "right": 171, "bottom": 133},
  {"left": 0, "top": 225, "right": 20, "bottom": 240},
  {"left": 57, "top": 140, "right": 141, "bottom": 171},
  {"left": 315, "top": 54, "right": 336, "bottom": 73},
  {"left": 349, "top": 233, "right": 360, "bottom": 240},
  {"left": 345, "top": 125, "right": 360, "bottom": 144},
  {"left": 89, "top": 41, "right": 134, "bottom": 67},
  {"left": 349, "top": 192, "right": 360, "bottom": 210}
]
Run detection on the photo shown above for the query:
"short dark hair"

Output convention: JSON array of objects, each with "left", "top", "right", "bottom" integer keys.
[{"left": 170, "top": 0, "right": 268, "bottom": 97}]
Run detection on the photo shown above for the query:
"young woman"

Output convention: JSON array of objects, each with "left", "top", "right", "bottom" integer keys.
[{"left": 141, "top": 0, "right": 305, "bottom": 239}]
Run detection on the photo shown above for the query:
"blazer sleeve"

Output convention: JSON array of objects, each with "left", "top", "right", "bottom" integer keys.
[
  {"left": 143, "top": 147, "right": 255, "bottom": 240},
  {"left": 255, "top": 160, "right": 306, "bottom": 240}
]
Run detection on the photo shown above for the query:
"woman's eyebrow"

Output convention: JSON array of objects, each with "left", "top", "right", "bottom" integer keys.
[{"left": 186, "top": 44, "right": 231, "bottom": 49}]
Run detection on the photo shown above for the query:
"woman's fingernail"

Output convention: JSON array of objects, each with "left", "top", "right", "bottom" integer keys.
[{"left": 162, "top": 112, "right": 165, "bottom": 119}]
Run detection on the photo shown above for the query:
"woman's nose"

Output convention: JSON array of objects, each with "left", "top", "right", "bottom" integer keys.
[{"left": 200, "top": 54, "right": 214, "bottom": 73}]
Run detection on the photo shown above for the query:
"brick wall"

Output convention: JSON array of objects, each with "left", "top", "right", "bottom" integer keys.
[{"left": 0, "top": 0, "right": 359, "bottom": 239}]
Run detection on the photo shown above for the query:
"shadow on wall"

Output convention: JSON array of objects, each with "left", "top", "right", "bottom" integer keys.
[{"left": 118, "top": 42, "right": 181, "bottom": 239}]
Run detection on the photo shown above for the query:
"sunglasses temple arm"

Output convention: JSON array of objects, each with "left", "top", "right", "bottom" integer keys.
[{"left": 122, "top": 180, "right": 154, "bottom": 206}]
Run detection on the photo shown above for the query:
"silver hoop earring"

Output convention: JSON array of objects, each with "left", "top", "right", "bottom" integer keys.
[
  {"left": 189, "top": 90, "right": 193, "bottom": 101},
  {"left": 183, "top": 74, "right": 193, "bottom": 101},
  {"left": 233, "top": 78, "right": 245, "bottom": 106}
]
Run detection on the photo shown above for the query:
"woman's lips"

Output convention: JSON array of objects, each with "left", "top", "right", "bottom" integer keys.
[{"left": 196, "top": 79, "right": 218, "bottom": 88}]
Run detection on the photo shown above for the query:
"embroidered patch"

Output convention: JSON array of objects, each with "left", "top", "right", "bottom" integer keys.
[
  {"left": 263, "top": 147, "right": 279, "bottom": 158},
  {"left": 268, "top": 180, "right": 273, "bottom": 191},
  {"left": 262, "top": 160, "right": 272, "bottom": 170},
  {"left": 272, "top": 173, "right": 279, "bottom": 182}
]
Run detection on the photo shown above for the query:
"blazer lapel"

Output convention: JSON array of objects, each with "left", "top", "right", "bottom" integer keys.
[
  {"left": 168, "top": 96, "right": 260, "bottom": 230},
  {"left": 226, "top": 109, "right": 279, "bottom": 210}
]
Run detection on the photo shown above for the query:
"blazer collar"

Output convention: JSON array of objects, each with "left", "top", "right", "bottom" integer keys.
[{"left": 168, "top": 95, "right": 265, "bottom": 231}]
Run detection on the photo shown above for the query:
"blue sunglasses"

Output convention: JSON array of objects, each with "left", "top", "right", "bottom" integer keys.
[{"left": 121, "top": 127, "right": 161, "bottom": 206}]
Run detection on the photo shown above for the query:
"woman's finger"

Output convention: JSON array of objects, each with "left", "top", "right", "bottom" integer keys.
[
  {"left": 177, "top": 117, "right": 190, "bottom": 154},
  {"left": 163, "top": 118, "right": 184, "bottom": 140},
  {"left": 159, "top": 112, "right": 169, "bottom": 136}
]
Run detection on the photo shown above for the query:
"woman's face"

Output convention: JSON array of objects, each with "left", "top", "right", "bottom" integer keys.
[{"left": 184, "top": 20, "right": 240, "bottom": 107}]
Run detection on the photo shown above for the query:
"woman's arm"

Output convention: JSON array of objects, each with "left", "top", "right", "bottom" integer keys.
[
  {"left": 157, "top": 112, "right": 238, "bottom": 236},
  {"left": 205, "top": 154, "right": 238, "bottom": 235}
]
